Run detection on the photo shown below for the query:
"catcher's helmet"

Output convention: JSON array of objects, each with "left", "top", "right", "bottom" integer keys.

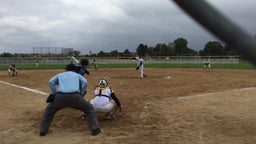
[
  {"left": 80, "top": 58, "right": 89, "bottom": 66},
  {"left": 98, "top": 78, "right": 108, "bottom": 87}
]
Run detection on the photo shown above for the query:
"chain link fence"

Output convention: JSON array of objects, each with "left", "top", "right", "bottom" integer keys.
[{"left": 0, "top": 57, "right": 240, "bottom": 65}]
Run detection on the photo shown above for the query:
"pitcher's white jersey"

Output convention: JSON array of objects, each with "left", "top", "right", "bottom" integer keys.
[{"left": 136, "top": 57, "right": 145, "bottom": 78}]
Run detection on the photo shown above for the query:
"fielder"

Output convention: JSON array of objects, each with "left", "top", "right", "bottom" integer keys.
[
  {"left": 91, "top": 59, "right": 98, "bottom": 70},
  {"left": 136, "top": 56, "right": 145, "bottom": 78},
  {"left": 89, "top": 78, "right": 121, "bottom": 120},
  {"left": 8, "top": 64, "right": 18, "bottom": 76},
  {"left": 203, "top": 58, "right": 212, "bottom": 70}
]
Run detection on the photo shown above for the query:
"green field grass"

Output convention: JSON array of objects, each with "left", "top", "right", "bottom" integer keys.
[{"left": 1, "top": 62, "right": 255, "bottom": 71}]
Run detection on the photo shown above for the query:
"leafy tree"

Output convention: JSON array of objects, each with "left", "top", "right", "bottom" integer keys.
[
  {"left": 153, "top": 43, "right": 173, "bottom": 56},
  {"left": 168, "top": 42, "right": 176, "bottom": 56},
  {"left": 123, "top": 49, "right": 131, "bottom": 55},
  {"left": 199, "top": 50, "right": 206, "bottom": 56},
  {"left": 14, "top": 53, "right": 30, "bottom": 57},
  {"left": 173, "top": 38, "right": 188, "bottom": 55},
  {"left": 154, "top": 43, "right": 161, "bottom": 53},
  {"left": 136, "top": 43, "right": 148, "bottom": 56},
  {"left": 97, "top": 51, "right": 106, "bottom": 57},
  {"left": 160, "top": 44, "right": 169, "bottom": 52},
  {"left": 183, "top": 47, "right": 198, "bottom": 56},
  {"left": 0, "top": 52, "right": 13, "bottom": 57},
  {"left": 110, "top": 50, "right": 119, "bottom": 57},
  {"left": 148, "top": 46, "right": 154, "bottom": 55},
  {"left": 203, "top": 41, "right": 224, "bottom": 56}
]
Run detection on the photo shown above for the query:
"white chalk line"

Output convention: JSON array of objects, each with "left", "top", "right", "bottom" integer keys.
[
  {"left": 177, "top": 87, "right": 256, "bottom": 100},
  {"left": 0, "top": 80, "right": 48, "bottom": 96}
]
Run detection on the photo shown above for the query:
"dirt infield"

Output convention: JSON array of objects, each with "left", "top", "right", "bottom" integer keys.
[{"left": 1, "top": 68, "right": 256, "bottom": 144}]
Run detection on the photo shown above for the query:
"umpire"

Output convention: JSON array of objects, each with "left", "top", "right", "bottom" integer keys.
[{"left": 39, "top": 64, "right": 101, "bottom": 136}]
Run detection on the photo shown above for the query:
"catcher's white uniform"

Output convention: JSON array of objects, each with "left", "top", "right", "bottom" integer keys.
[
  {"left": 89, "top": 79, "right": 121, "bottom": 120},
  {"left": 90, "top": 86, "right": 116, "bottom": 113}
]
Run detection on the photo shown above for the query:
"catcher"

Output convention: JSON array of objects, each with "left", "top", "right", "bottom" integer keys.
[{"left": 88, "top": 78, "right": 121, "bottom": 120}]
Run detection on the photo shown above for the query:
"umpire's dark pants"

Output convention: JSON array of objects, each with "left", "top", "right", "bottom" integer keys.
[{"left": 40, "top": 92, "right": 99, "bottom": 134}]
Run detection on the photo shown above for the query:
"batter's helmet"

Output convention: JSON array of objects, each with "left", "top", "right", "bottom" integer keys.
[{"left": 80, "top": 58, "right": 89, "bottom": 66}]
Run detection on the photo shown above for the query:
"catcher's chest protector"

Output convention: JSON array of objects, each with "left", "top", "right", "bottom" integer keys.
[{"left": 95, "top": 87, "right": 111, "bottom": 97}]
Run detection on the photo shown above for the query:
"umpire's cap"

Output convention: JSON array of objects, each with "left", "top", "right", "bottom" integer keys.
[
  {"left": 65, "top": 64, "right": 76, "bottom": 71},
  {"left": 80, "top": 58, "right": 89, "bottom": 66}
]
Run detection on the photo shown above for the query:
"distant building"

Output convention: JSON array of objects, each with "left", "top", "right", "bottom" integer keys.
[
  {"left": 33, "top": 47, "right": 74, "bottom": 55},
  {"left": 62, "top": 48, "right": 74, "bottom": 55}
]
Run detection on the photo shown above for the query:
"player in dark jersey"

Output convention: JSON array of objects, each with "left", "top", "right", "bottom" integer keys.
[
  {"left": 8, "top": 64, "right": 18, "bottom": 76},
  {"left": 75, "top": 58, "right": 90, "bottom": 76}
]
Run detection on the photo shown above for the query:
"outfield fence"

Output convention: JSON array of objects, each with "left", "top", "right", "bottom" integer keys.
[{"left": 0, "top": 57, "right": 240, "bottom": 65}]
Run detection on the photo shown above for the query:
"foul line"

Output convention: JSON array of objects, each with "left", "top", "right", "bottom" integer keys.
[
  {"left": 0, "top": 80, "right": 48, "bottom": 96},
  {"left": 177, "top": 87, "right": 256, "bottom": 100}
]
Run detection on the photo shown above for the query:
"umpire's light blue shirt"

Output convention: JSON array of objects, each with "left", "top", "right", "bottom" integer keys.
[{"left": 49, "top": 71, "right": 87, "bottom": 95}]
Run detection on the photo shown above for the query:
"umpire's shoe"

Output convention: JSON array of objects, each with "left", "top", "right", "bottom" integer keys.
[
  {"left": 91, "top": 128, "right": 101, "bottom": 136},
  {"left": 39, "top": 132, "right": 47, "bottom": 137}
]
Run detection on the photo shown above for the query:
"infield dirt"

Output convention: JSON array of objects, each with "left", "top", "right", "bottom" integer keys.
[{"left": 1, "top": 68, "right": 256, "bottom": 144}]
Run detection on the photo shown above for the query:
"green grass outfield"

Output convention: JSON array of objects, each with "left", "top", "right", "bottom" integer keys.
[{"left": 1, "top": 62, "right": 256, "bottom": 71}]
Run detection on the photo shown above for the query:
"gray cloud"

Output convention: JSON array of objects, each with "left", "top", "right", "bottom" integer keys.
[{"left": 0, "top": 0, "right": 255, "bottom": 54}]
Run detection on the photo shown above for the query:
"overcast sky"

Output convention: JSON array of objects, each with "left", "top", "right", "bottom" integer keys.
[{"left": 0, "top": 0, "right": 255, "bottom": 54}]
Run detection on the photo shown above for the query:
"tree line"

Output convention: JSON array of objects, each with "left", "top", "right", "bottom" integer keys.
[
  {"left": 93, "top": 37, "right": 239, "bottom": 57},
  {"left": 136, "top": 37, "right": 239, "bottom": 57},
  {"left": 0, "top": 37, "right": 239, "bottom": 58}
]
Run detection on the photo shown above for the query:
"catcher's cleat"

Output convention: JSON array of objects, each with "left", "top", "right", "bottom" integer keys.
[
  {"left": 104, "top": 114, "right": 115, "bottom": 120},
  {"left": 104, "top": 110, "right": 116, "bottom": 120}
]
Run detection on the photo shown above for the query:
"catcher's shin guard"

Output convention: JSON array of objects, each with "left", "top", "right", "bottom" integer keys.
[{"left": 104, "top": 106, "right": 119, "bottom": 120}]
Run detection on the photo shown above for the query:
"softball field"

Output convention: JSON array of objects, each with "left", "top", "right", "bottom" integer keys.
[{"left": 1, "top": 68, "right": 256, "bottom": 144}]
